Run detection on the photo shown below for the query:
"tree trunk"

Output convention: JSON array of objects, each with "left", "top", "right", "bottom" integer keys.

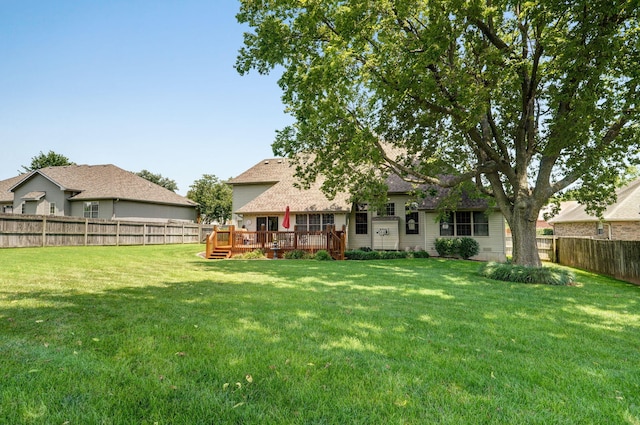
[{"left": 509, "top": 207, "right": 542, "bottom": 267}]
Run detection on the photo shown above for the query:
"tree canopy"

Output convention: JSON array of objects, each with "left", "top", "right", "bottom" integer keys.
[
  {"left": 237, "top": 0, "right": 640, "bottom": 266},
  {"left": 21, "top": 151, "right": 74, "bottom": 172},
  {"left": 136, "top": 170, "right": 179, "bottom": 193},
  {"left": 187, "top": 174, "right": 232, "bottom": 224}
]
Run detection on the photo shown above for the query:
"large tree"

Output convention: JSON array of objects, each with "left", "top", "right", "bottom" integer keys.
[
  {"left": 21, "top": 151, "right": 74, "bottom": 172},
  {"left": 136, "top": 170, "right": 179, "bottom": 193},
  {"left": 236, "top": 0, "right": 639, "bottom": 266},
  {"left": 187, "top": 174, "right": 232, "bottom": 224}
]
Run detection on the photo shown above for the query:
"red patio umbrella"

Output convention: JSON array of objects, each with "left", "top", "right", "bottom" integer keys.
[{"left": 283, "top": 206, "right": 291, "bottom": 229}]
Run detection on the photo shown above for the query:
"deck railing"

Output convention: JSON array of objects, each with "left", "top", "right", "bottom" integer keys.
[{"left": 206, "top": 224, "right": 346, "bottom": 260}]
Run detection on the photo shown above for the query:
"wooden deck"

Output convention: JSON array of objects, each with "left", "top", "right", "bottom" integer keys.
[{"left": 205, "top": 225, "right": 346, "bottom": 260}]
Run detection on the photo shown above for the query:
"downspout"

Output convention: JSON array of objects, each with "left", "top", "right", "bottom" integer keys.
[{"left": 113, "top": 198, "right": 119, "bottom": 220}]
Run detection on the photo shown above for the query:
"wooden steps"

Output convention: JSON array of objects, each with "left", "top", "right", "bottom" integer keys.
[{"left": 207, "top": 248, "right": 231, "bottom": 259}]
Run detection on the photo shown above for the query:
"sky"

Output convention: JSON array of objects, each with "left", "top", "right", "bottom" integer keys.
[{"left": 0, "top": 1, "right": 291, "bottom": 195}]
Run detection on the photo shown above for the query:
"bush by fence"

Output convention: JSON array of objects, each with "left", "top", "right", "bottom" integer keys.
[{"left": 0, "top": 214, "right": 213, "bottom": 248}]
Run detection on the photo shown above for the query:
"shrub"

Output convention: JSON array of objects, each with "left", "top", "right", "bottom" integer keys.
[
  {"left": 412, "top": 250, "right": 430, "bottom": 259},
  {"left": 314, "top": 250, "right": 333, "bottom": 261},
  {"left": 435, "top": 238, "right": 460, "bottom": 257},
  {"left": 345, "top": 250, "right": 379, "bottom": 260},
  {"left": 283, "top": 249, "right": 312, "bottom": 260},
  {"left": 435, "top": 237, "right": 479, "bottom": 259},
  {"left": 458, "top": 237, "right": 480, "bottom": 259},
  {"left": 233, "top": 249, "right": 266, "bottom": 260},
  {"left": 379, "top": 251, "right": 410, "bottom": 260},
  {"left": 479, "top": 262, "right": 575, "bottom": 285}
]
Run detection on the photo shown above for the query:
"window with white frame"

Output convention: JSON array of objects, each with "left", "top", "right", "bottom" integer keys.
[
  {"left": 83, "top": 201, "right": 99, "bottom": 218},
  {"left": 49, "top": 202, "right": 56, "bottom": 215},
  {"left": 296, "top": 213, "right": 335, "bottom": 231},
  {"left": 384, "top": 202, "right": 395, "bottom": 216},
  {"left": 440, "top": 211, "right": 489, "bottom": 236}
]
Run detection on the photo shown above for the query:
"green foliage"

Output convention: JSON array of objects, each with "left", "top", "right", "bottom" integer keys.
[
  {"left": 187, "top": 174, "right": 232, "bottom": 224},
  {"left": 435, "top": 237, "right": 479, "bottom": 259},
  {"left": 237, "top": 0, "right": 640, "bottom": 267},
  {"left": 136, "top": 169, "right": 179, "bottom": 192},
  {"left": 345, "top": 249, "right": 426, "bottom": 260},
  {"left": 458, "top": 237, "right": 480, "bottom": 260},
  {"left": 283, "top": 249, "right": 312, "bottom": 259},
  {"left": 233, "top": 249, "right": 265, "bottom": 259},
  {"left": 435, "top": 238, "right": 461, "bottom": 257},
  {"left": 479, "top": 262, "right": 575, "bottom": 286},
  {"left": 21, "top": 150, "right": 74, "bottom": 172},
  {"left": 314, "top": 250, "right": 333, "bottom": 261},
  {"left": 412, "top": 250, "right": 430, "bottom": 259}
]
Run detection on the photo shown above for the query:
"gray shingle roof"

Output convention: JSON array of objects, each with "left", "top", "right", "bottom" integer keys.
[
  {"left": 385, "top": 174, "right": 489, "bottom": 210},
  {"left": 0, "top": 175, "right": 26, "bottom": 203},
  {"left": 10, "top": 164, "right": 197, "bottom": 207},
  {"left": 549, "top": 179, "right": 640, "bottom": 223},
  {"left": 230, "top": 158, "right": 351, "bottom": 214}
]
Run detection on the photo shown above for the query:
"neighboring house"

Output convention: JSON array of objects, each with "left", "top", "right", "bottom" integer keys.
[
  {"left": 228, "top": 158, "right": 506, "bottom": 261},
  {"left": 549, "top": 179, "right": 640, "bottom": 240},
  {"left": 1, "top": 164, "right": 197, "bottom": 222},
  {"left": 0, "top": 174, "right": 25, "bottom": 214}
]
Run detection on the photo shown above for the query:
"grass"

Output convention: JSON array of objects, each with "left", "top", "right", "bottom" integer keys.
[{"left": 1, "top": 245, "right": 639, "bottom": 424}]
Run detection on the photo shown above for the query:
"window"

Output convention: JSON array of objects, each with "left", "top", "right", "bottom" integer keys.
[
  {"left": 473, "top": 212, "right": 489, "bottom": 236},
  {"left": 597, "top": 222, "right": 604, "bottom": 235},
  {"left": 439, "top": 211, "right": 489, "bottom": 236},
  {"left": 21, "top": 203, "right": 26, "bottom": 214},
  {"left": 49, "top": 203, "right": 56, "bottom": 215},
  {"left": 456, "top": 211, "right": 472, "bottom": 236},
  {"left": 83, "top": 201, "right": 99, "bottom": 218},
  {"left": 355, "top": 204, "right": 368, "bottom": 234},
  {"left": 406, "top": 211, "right": 419, "bottom": 234},
  {"left": 384, "top": 202, "right": 395, "bottom": 216},
  {"left": 296, "top": 213, "right": 335, "bottom": 231},
  {"left": 322, "top": 213, "right": 335, "bottom": 230},
  {"left": 309, "top": 214, "right": 321, "bottom": 231}
]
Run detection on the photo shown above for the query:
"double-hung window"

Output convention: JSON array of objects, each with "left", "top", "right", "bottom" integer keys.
[
  {"left": 355, "top": 204, "right": 368, "bottom": 234},
  {"left": 440, "top": 211, "right": 489, "bottom": 237},
  {"left": 83, "top": 201, "right": 99, "bottom": 218},
  {"left": 296, "top": 213, "right": 335, "bottom": 231}
]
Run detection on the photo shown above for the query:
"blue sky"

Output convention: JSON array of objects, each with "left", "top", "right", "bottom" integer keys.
[{"left": 0, "top": 1, "right": 291, "bottom": 194}]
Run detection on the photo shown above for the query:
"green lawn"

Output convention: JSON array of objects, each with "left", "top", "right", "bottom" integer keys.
[{"left": 1, "top": 245, "right": 638, "bottom": 424}]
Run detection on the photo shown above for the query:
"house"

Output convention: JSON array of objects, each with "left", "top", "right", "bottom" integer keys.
[
  {"left": 0, "top": 174, "right": 25, "bottom": 214},
  {"left": 228, "top": 158, "right": 506, "bottom": 261},
  {"left": 549, "top": 179, "right": 640, "bottom": 240},
  {"left": 1, "top": 164, "right": 197, "bottom": 222}
]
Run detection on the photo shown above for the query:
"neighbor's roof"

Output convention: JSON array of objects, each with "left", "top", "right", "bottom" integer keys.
[
  {"left": 549, "top": 179, "right": 640, "bottom": 223},
  {"left": 9, "top": 164, "right": 197, "bottom": 207},
  {"left": 0, "top": 174, "right": 26, "bottom": 203},
  {"left": 231, "top": 158, "right": 351, "bottom": 214}
]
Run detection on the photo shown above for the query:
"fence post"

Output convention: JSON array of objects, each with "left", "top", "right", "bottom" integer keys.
[
  {"left": 84, "top": 218, "right": 89, "bottom": 246},
  {"left": 116, "top": 221, "right": 120, "bottom": 246},
  {"left": 42, "top": 216, "right": 47, "bottom": 247}
]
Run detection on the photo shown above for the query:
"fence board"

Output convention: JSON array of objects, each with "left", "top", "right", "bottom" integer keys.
[
  {"left": 0, "top": 213, "right": 213, "bottom": 249},
  {"left": 557, "top": 238, "right": 640, "bottom": 285}
]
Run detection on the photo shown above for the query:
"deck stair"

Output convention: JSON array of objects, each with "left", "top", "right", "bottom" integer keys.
[{"left": 207, "top": 248, "right": 231, "bottom": 259}]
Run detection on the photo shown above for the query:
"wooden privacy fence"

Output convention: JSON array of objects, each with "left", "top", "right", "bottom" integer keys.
[
  {"left": 506, "top": 236, "right": 556, "bottom": 261},
  {"left": 0, "top": 213, "right": 214, "bottom": 248},
  {"left": 556, "top": 238, "right": 640, "bottom": 285}
]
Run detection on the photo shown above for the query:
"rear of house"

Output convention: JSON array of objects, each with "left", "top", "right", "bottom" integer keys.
[{"left": 229, "top": 158, "right": 506, "bottom": 261}]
